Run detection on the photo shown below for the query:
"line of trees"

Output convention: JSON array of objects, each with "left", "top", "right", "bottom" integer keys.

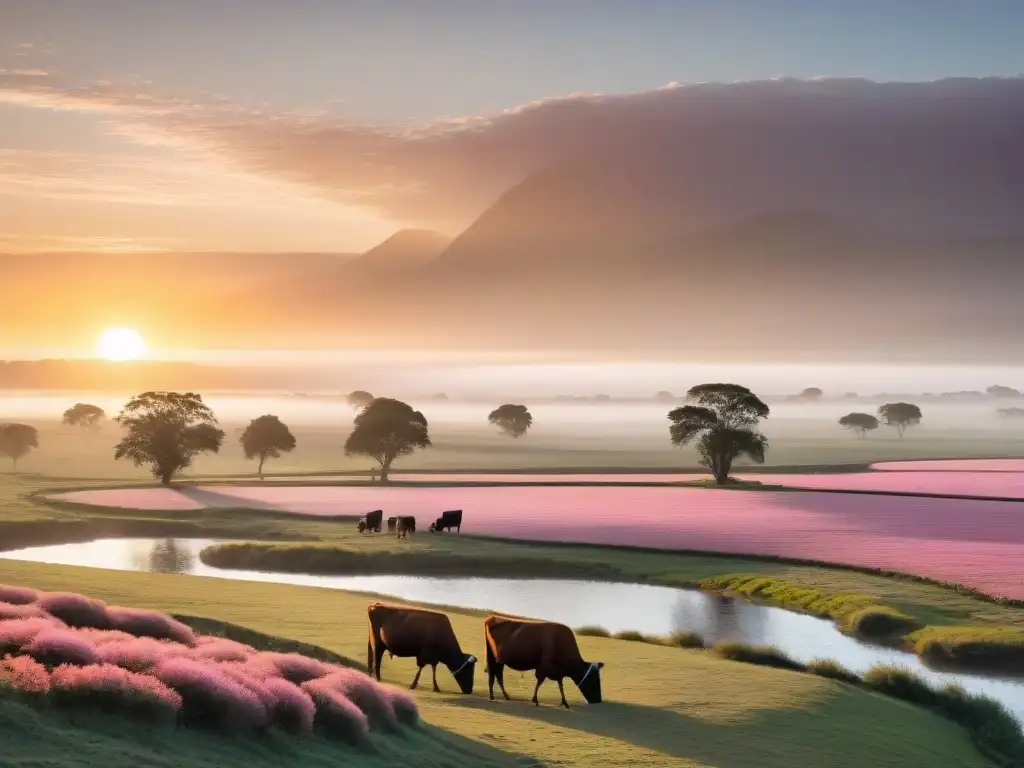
[{"left": 838, "top": 402, "right": 923, "bottom": 439}]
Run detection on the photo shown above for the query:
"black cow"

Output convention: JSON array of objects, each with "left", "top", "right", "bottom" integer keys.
[
  {"left": 429, "top": 509, "right": 463, "bottom": 533},
  {"left": 365, "top": 509, "right": 383, "bottom": 533},
  {"left": 386, "top": 516, "right": 398, "bottom": 534},
  {"left": 396, "top": 516, "right": 416, "bottom": 539}
]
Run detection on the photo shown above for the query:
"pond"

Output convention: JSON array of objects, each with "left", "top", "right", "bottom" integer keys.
[{"left": 2, "top": 536, "right": 1022, "bottom": 722}]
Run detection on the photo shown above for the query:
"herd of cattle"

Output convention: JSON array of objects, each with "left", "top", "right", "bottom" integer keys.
[
  {"left": 357, "top": 509, "right": 463, "bottom": 538},
  {"left": 367, "top": 603, "right": 604, "bottom": 708}
]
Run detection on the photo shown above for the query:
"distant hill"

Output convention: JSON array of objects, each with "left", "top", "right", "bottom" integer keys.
[{"left": 345, "top": 229, "right": 451, "bottom": 277}]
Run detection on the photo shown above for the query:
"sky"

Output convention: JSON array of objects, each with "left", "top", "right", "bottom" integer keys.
[{"left": 2, "top": 0, "right": 1023, "bottom": 254}]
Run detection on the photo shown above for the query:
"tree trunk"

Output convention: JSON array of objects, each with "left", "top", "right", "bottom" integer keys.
[
  {"left": 11, "top": 457, "right": 17, "bottom": 470},
  {"left": 713, "top": 454, "right": 732, "bottom": 485},
  {"left": 379, "top": 458, "right": 392, "bottom": 483},
  {"left": 258, "top": 454, "right": 266, "bottom": 481},
  {"left": 160, "top": 469, "right": 173, "bottom": 485},
  {"left": 897, "top": 424, "right": 906, "bottom": 438}
]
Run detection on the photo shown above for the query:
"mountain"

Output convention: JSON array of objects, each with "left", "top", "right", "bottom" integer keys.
[{"left": 344, "top": 229, "right": 451, "bottom": 277}]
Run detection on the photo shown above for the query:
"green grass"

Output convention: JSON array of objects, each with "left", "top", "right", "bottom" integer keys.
[{"left": 0, "top": 558, "right": 997, "bottom": 768}]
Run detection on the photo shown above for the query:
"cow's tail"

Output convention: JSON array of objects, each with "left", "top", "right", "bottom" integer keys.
[{"left": 367, "top": 618, "right": 375, "bottom": 674}]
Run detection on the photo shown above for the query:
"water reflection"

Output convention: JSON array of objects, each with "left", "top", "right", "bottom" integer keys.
[{"left": 1, "top": 536, "right": 1022, "bottom": 722}]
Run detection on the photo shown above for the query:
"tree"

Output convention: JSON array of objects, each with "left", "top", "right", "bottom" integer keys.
[
  {"left": 668, "top": 383, "right": 769, "bottom": 485},
  {"left": 877, "top": 402, "right": 922, "bottom": 438},
  {"left": 239, "top": 414, "right": 296, "bottom": 480},
  {"left": 838, "top": 412, "right": 880, "bottom": 438},
  {"left": 0, "top": 423, "right": 38, "bottom": 469},
  {"left": 62, "top": 403, "right": 106, "bottom": 429},
  {"left": 798, "top": 387, "right": 823, "bottom": 402},
  {"left": 654, "top": 391, "right": 676, "bottom": 402},
  {"left": 987, "top": 385, "right": 1021, "bottom": 399},
  {"left": 113, "top": 391, "right": 225, "bottom": 485},
  {"left": 488, "top": 404, "right": 533, "bottom": 438},
  {"left": 346, "top": 390, "right": 374, "bottom": 410},
  {"left": 997, "top": 407, "right": 1024, "bottom": 419},
  {"left": 344, "top": 398, "right": 430, "bottom": 482}
]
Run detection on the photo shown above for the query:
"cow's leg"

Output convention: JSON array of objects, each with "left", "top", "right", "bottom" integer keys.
[
  {"left": 431, "top": 663, "right": 441, "bottom": 693},
  {"left": 531, "top": 675, "right": 545, "bottom": 706},
  {"left": 557, "top": 678, "right": 570, "bottom": 709},
  {"left": 372, "top": 641, "right": 387, "bottom": 682},
  {"left": 410, "top": 664, "right": 424, "bottom": 690}
]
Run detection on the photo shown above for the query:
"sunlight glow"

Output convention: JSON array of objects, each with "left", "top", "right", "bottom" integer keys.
[{"left": 95, "top": 327, "right": 148, "bottom": 361}]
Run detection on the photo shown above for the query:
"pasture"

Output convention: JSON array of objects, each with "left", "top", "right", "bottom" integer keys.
[{"left": 0, "top": 558, "right": 997, "bottom": 768}]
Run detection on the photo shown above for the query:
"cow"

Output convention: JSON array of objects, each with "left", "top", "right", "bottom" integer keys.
[
  {"left": 484, "top": 614, "right": 603, "bottom": 708},
  {"left": 386, "top": 516, "right": 398, "bottom": 534},
  {"left": 396, "top": 515, "right": 415, "bottom": 538},
  {"left": 365, "top": 509, "right": 383, "bottom": 533},
  {"left": 429, "top": 509, "right": 463, "bottom": 533},
  {"left": 357, "top": 520, "right": 367, "bottom": 533},
  {"left": 367, "top": 603, "right": 476, "bottom": 694}
]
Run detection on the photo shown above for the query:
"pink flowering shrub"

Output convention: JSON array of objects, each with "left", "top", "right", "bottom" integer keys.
[
  {"left": 73, "top": 627, "right": 138, "bottom": 646},
  {"left": 0, "top": 585, "right": 39, "bottom": 605},
  {"left": 214, "top": 661, "right": 277, "bottom": 709},
  {"left": 0, "top": 653, "right": 50, "bottom": 694},
  {"left": 97, "top": 637, "right": 190, "bottom": 673},
  {"left": 314, "top": 668, "right": 399, "bottom": 731},
  {"left": 263, "top": 676, "right": 316, "bottom": 736},
  {"left": 190, "top": 638, "right": 252, "bottom": 663},
  {"left": 38, "top": 592, "right": 110, "bottom": 629},
  {"left": 26, "top": 628, "right": 99, "bottom": 667},
  {"left": 0, "top": 601, "right": 46, "bottom": 621},
  {"left": 301, "top": 678, "right": 370, "bottom": 744},
  {"left": 385, "top": 685, "right": 420, "bottom": 727},
  {"left": 251, "top": 652, "right": 335, "bottom": 684},
  {"left": 50, "top": 663, "right": 183, "bottom": 722},
  {"left": 153, "top": 657, "right": 268, "bottom": 731},
  {"left": 0, "top": 617, "right": 66, "bottom": 654},
  {"left": 106, "top": 606, "right": 197, "bottom": 646}
]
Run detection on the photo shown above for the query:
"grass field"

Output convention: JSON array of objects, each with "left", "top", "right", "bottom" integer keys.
[
  {"left": 0, "top": 558, "right": 997, "bottom": 768},
  {"left": 3, "top": 398, "right": 1024, "bottom": 766}
]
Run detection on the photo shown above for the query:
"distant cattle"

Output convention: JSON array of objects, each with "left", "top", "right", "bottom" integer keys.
[
  {"left": 367, "top": 603, "right": 476, "bottom": 694},
  {"left": 484, "top": 614, "right": 603, "bottom": 708},
  {"left": 361, "top": 509, "right": 383, "bottom": 533},
  {"left": 396, "top": 516, "right": 415, "bottom": 538},
  {"left": 429, "top": 509, "right": 463, "bottom": 533},
  {"left": 386, "top": 516, "right": 398, "bottom": 534}
]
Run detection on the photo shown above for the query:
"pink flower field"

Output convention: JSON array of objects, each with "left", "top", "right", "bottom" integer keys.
[
  {"left": 871, "top": 459, "right": 1024, "bottom": 472},
  {"left": 736, "top": 471, "right": 1024, "bottom": 499},
  {"left": 0, "top": 585, "right": 418, "bottom": 739}
]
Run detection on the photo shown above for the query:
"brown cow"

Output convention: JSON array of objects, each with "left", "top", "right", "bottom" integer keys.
[
  {"left": 367, "top": 603, "right": 476, "bottom": 694},
  {"left": 484, "top": 614, "right": 603, "bottom": 708}
]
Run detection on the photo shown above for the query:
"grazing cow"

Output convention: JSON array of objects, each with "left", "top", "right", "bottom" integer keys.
[
  {"left": 386, "top": 516, "right": 398, "bottom": 534},
  {"left": 429, "top": 509, "right": 463, "bottom": 533},
  {"left": 396, "top": 515, "right": 415, "bottom": 538},
  {"left": 484, "top": 614, "right": 603, "bottom": 708},
  {"left": 365, "top": 509, "right": 383, "bottom": 533},
  {"left": 357, "top": 520, "right": 367, "bottom": 533},
  {"left": 367, "top": 603, "right": 476, "bottom": 693}
]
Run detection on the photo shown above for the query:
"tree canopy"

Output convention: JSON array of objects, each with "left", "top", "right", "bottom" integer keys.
[
  {"left": 62, "top": 403, "right": 106, "bottom": 429},
  {"left": 987, "top": 385, "right": 1021, "bottom": 399},
  {"left": 0, "top": 423, "right": 38, "bottom": 468},
  {"left": 113, "top": 391, "right": 225, "bottom": 485},
  {"left": 877, "top": 402, "right": 922, "bottom": 438},
  {"left": 798, "top": 387, "right": 824, "bottom": 402},
  {"left": 239, "top": 414, "right": 296, "bottom": 479},
  {"left": 488, "top": 404, "right": 533, "bottom": 438},
  {"left": 997, "top": 407, "right": 1024, "bottom": 419},
  {"left": 343, "top": 397, "right": 430, "bottom": 481},
  {"left": 668, "top": 383, "right": 769, "bottom": 485},
  {"left": 838, "top": 412, "right": 880, "bottom": 438},
  {"left": 346, "top": 390, "right": 374, "bottom": 410}
]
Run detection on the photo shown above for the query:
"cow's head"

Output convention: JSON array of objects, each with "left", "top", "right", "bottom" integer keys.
[
  {"left": 448, "top": 653, "right": 477, "bottom": 694},
  {"left": 573, "top": 661, "right": 604, "bottom": 704}
]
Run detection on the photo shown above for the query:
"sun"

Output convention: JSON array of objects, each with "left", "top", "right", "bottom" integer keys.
[{"left": 95, "top": 327, "right": 148, "bottom": 362}]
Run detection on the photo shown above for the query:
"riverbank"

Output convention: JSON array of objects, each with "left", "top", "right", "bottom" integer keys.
[{"left": 0, "top": 558, "right": 1000, "bottom": 768}]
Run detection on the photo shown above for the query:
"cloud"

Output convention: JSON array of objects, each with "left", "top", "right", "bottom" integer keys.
[{"left": 2, "top": 74, "right": 1023, "bottom": 229}]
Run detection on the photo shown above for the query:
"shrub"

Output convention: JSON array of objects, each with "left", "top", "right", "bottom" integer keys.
[
  {"left": 73, "top": 627, "right": 137, "bottom": 646},
  {"left": 97, "top": 637, "right": 190, "bottom": 673},
  {"left": 0, "top": 601, "right": 46, "bottom": 621},
  {"left": 711, "top": 642, "right": 806, "bottom": 672},
  {"left": 667, "top": 630, "right": 705, "bottom": 649},
  {"left": 263, "top": 676, "right": 317, "bottom": 736},
  {"left": 845, "top": 606, "right": 919, "bottom": 640},
  {"left": 384, "top": 685, "right": 419, "bottom": 727},
  {"left": 0, "top": 653, "right": 50, "bottom": 694},
  {"left": 806, "top": 658, "right": 860, "bottom": 684},
  {"left": 49, "top": 663, "right": 182, "bottom": 722},
  {"left": 0, "top": 617, "right": 64, "bottom": 655},
  {"left": 314, "top": 668, "right": 399, "bottom": 731},
  {"left": 301, "top": 678, "right": 370, "bottom": 744},
  {"left": 25, "top": 628, "right": 99, "bottom": 667},
  {"left": 153, "top": 657, "right": 268, "bottom": 731},
  {"left": 106, "top": 606, "right": 197, "bottom": 646},
  {"left": 252, "top": 652, "right": 336, "bottom": 684},
  {"left": 576, "top": 625, "right": 611, "bottom": 637},
  {"left": 38, "top": 592, "right": 109, "bottom": 629},
  {"left": 0, "top": 584, "right": 39, "bottom": 605},
  {"left": 612, "top": 630, "right": 649, "bottom": 643},
  {"left": 862, "top": 664, "right": 939, "bottom": 708},
  {"left": 191, "top": 638, "right": 253, "bottom": 663}
]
